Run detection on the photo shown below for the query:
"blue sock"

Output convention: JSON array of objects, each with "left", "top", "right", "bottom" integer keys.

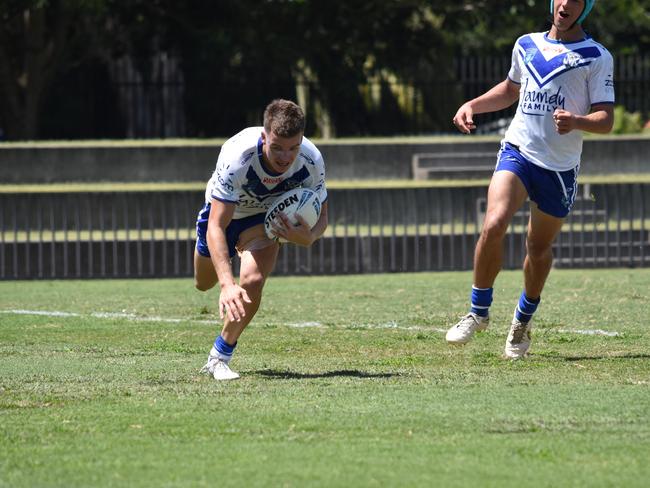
[
  {"left": 470, "top": 286, "right": 493, "bottom": 317},
  {"left": 213, "top": 335, "right": 237, "bottom": 362},
  {"left": 515, "top": 291, "right": 540, "bottom": 323}
]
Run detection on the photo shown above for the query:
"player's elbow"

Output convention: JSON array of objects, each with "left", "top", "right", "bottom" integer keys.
[
  {"left": 591, "top": 106, "right": 615, "bottom": 134},
  {"left": 603, "top": 116, "right": 614, "bottom": 134}
]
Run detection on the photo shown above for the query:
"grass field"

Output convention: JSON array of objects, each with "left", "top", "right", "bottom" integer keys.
[{"left": 1, "top": 269, "right": 649, "bottom": 487}]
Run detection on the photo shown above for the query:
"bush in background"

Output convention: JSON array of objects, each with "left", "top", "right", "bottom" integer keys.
[{"left": 612, "top": 105, "right": 644, "bottom": 134}]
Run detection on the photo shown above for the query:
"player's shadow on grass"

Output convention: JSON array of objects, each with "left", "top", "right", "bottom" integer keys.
[
  {"left": 531, "top": 352, "right": 650, "bottom": 362},
  {"left": 255, "top": 369, "right": 398, "bottom": 380},
  {"left": 551, "top": 353, "right": 650, "bottom": 361}
]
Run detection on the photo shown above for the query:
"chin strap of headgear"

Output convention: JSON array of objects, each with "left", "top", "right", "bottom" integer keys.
[{"left": 549, "top": 0, "right": 595, "bottom": 25}]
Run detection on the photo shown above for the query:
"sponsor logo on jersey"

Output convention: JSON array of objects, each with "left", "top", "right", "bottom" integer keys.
[
  {"left": 240, "top": 151, "right": 255, "bottom": 166},
  {"left": 241, "top": 165, "right": 311, "bottom": 203},
  {"left": 521, "top": 80, "right": 565, "bottom": 116},
  {"left": 217, "top": 173, "right": 234, "bottom": 192},
  {"left": 263, "top": 177, "right": 283, "bottom": 184},
  {"left": 542, "top": 46, "right": 565, "bottom": 55}
]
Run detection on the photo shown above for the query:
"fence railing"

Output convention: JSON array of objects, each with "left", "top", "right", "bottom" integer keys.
[
  {"left": 1, "top": 183, "right": 648, "bottom": 280},
  {"left": 115, "top": 53, "right": 650, "bottom": 137},
  {"left": 20, "top": 53, "right": 650, "bottom": 141}
]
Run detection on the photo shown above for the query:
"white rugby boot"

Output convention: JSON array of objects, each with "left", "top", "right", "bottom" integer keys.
[
  {"left": 446, "top": 313, "right": 490, "bottom": 344},
  {"left": 199, "top": 348, "right": 240, "bottom": 380},
  {"left": 504, "top": 317, "right": 532, "bottom": 359},
  {"left": 211, "top": 360, "right": 240, "bottom": 380}
]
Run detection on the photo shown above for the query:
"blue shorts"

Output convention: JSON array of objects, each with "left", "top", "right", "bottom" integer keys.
[
  {"left": 495, "top": 142, "right": 579, "bottom": 218},
  {"left": 195, "top": 202, "right": 266, "bottom": 258}
]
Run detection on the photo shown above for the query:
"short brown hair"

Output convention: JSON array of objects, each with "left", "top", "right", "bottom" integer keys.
[{"left": 263, "top": 99, "right": 305, "bottom": 138}]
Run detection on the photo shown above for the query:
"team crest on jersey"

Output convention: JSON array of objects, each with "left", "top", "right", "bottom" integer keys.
[
  {"left": 563, "top": 52, "right": 583, "bottom": 68},
  {"left": 524, "top": 48, "right": 537, "bottom": 65}
]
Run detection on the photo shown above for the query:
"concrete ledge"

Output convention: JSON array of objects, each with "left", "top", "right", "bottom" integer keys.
[{"left": 1, "top": 135, "right": 649, "bottom": 183}]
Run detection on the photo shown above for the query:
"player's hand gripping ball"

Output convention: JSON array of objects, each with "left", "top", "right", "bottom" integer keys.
[{"left": 264, "top": 188, "right": 321, "bottom": 243}]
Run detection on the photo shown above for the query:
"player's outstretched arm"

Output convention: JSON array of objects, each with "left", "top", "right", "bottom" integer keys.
[
  {"left": 553, "top": 104, "right": 614, "bottom": 135},
  {"left": 453, "top": 79, "right": 520, "bottom": 134},
  {"left": 206, "top": 199, "right": 251, "bottom": 322},
  {"left": 272, "top": 201, "right": 329, "bottom": 247}
]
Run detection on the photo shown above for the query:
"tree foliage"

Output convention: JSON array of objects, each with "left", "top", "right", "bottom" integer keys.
[{"left": 0, "top": 0, "right": 648, "bottom": 139}]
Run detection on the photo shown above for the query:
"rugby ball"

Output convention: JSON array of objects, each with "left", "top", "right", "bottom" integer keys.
[{"left": 264, "top": 188, "right": 321, "bottom": 242}]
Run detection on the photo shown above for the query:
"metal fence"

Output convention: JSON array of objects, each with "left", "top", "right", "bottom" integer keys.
[
  {"left": 1, "top": 184, "right": 649, "bottom": 280},
  {"left": 133, "top": 53, "right": 650, "bottom": 137},
  {"left": 24, "top": 53, "right": 650, "bottom": 141}
]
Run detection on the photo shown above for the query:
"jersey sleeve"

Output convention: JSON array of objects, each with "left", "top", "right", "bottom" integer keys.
[
  {"left": 588, "top": 49, "right": 615, "bottom": 106},
  {"left": 507, "top": 39, "right": 522, "bottom": 84},
  {"left": 209, "top": 149, "right": 243, "bottom": 205},
  {"left": 311, "top": 153, "right": 327, "bottom": 204}
]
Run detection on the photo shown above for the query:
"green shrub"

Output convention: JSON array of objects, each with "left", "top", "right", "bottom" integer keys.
[{"left": 611, "top": 105, "right": 643, "bottom": 134}]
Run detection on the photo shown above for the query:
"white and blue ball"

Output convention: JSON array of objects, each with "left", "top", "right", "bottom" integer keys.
[{"left": 264, "top": 188, "right": 322, "bottom": 242}]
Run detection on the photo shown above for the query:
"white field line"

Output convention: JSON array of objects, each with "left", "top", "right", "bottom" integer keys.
[
  {"left": 1, "top": 309, "right": 214, "bottom": 325},
  {"left": 0, "top": 309, "right": 622, "bottom": 337},
  {"left": 556, "top": 328, "right": 620, "bottom": 337}
]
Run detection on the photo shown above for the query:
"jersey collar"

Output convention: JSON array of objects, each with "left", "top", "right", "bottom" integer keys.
[
  {"left": 257, "top": 136, "right": 285, "bottom": 177},
  {"left": 544, "top": 31, "right": 590, "bottom": 44}
]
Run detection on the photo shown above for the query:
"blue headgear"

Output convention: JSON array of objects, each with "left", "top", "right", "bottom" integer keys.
[{"left": 549, "top": 0, "right": 595, "bottom": 24}]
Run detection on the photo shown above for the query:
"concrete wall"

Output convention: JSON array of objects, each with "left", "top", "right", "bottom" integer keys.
[
  {"left": 1, "top": 136, "right": 649, "bottom": 183},
  {"left": 0, "top": 143, "right": 221, "bottom": 184}
]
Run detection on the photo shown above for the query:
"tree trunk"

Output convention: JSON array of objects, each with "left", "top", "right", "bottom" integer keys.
[{"left": 0, "top": 4, "right": 70, "bottom": 140}]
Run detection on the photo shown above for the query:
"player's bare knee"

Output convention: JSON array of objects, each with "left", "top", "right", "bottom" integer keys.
[
  {"left": 240, "top": 272, "right": 266, "bottom": 296},
  {"left": 482, "top": 215, "right": 509, "bottom": 242},
  {"left": 526, "top": 239, "right": 552, "bottom": 261},
  {"left": 194, "top": 278, "right": 215, "bottom": 292}
]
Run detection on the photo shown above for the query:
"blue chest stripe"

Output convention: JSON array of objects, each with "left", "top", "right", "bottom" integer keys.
[
  {"left": 523, "top": 59, "right": 593, "bottom": 88},
  {"left": 517, "top": 35, "right": 600, "bottom": 87},
  {"left": 241, "top": 165, "right": 311, "bottom": 203}
]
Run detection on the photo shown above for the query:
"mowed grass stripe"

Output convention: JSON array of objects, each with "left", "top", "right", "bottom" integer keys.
[{"left": 0, "top": 308, "right": 624, "bottom": 338}]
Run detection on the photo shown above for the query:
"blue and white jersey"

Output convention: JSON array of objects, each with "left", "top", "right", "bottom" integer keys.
[
  {"left": 504, "top": 32, "right": 615, "bottom": 171},
  {"left": 205, "top": 127, "right": 327, "bottom": 219}
]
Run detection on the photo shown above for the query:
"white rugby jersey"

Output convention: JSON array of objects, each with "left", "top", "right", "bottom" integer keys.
[
  {"left": 205, "top": 127, "right": 327, "bottom": 219},
  {"left": 504, "top": 32, "right": 615, "bottom": 171}
]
